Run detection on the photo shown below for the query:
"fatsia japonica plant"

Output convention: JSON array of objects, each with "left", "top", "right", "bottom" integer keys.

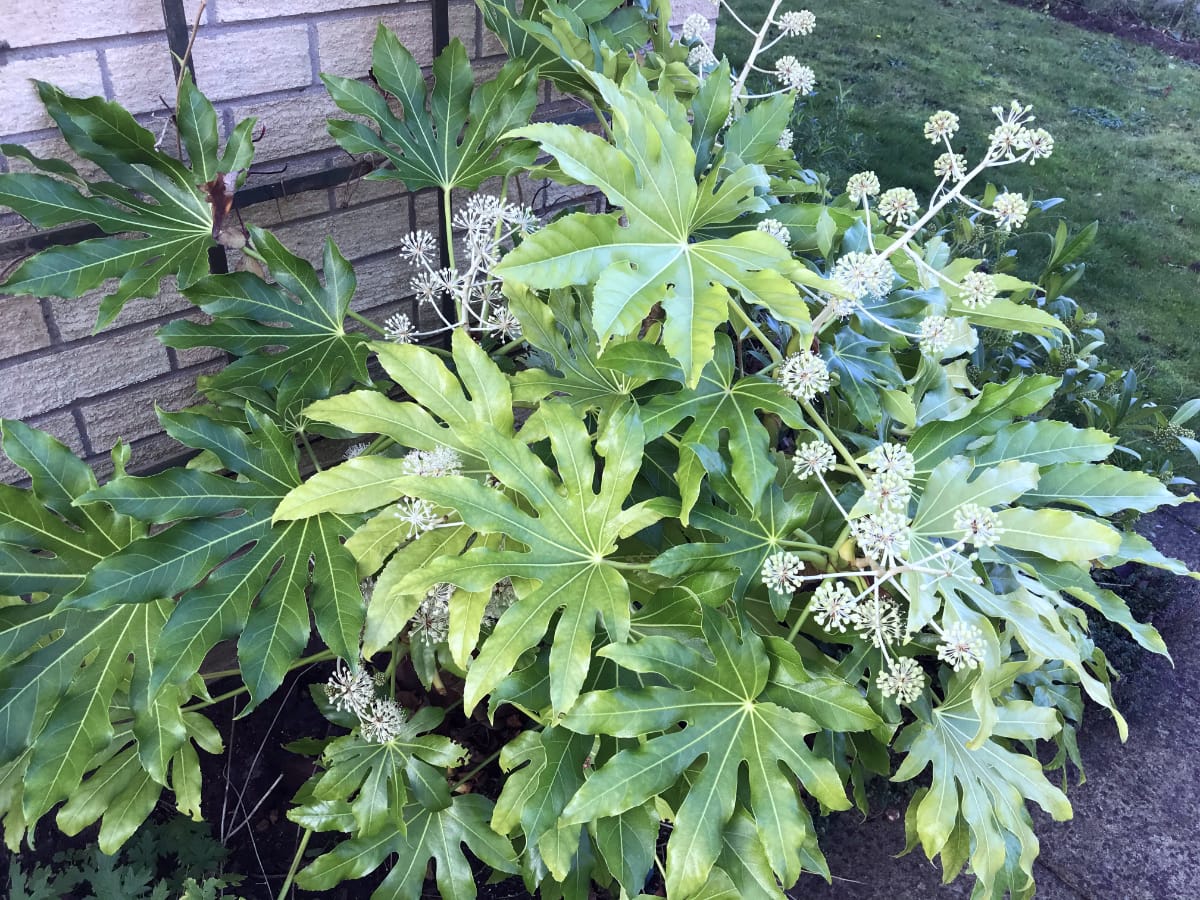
[{"left": 0, "top": 2, "right": 1196, "bottom": 899}]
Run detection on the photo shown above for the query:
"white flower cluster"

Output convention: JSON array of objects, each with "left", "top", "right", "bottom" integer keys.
[
  {"left": 936, "top": 621, "right": 985, "bottom": 671},
  {"left": 830, "top": 251, "right": 894, "bottom": 302},
  {"left": 776, "top": 9, "right": 816, "bottom": 36},
  {"left": 853, "top": 443, "right": 916, "bottom": 567},
  {"left": 761, "top": 550, "right": 806, "bottom": 594},
  {"left": 811, "top": 580, "right": 857, "bottom": 630},
  {"left": 953, "top": 502, "right": 1004, "bottom": 547},
  {"left": 845, "top": 171, "right": 880, "bottom": 204},
  {"left": 988, "top": 100, "right": 1054, "bottom": 164},
  {"left": 391, "top": 497, "right": 443, "bottom": 540},
  {"left": 343, "top": 441, "right": 370, "bottom": 460},
  {"left": 933, "top": 152, "right": 967, "bottom": 180},
  {"left": 877, "top": 187, "right": 920, "bottom": 225},
  {"left": 918, "top": 315, "right": 952, "bottom": 356},
  {"left": 401, "top": 445, "right": 463, "bottom": 478},
  {"left": 991, "top": 191, "right": 1029, "bottom": 230},
  {"left": 776, "top": 351, "right": 830, "bottom": 402},
  {"left": 756, "top": 218, "right": 790, "bottom": 246},
  {"left": 324, "top": 660, "right": 409, "bottom": 743},
  {"left": 792, "top": 439, "right": 836, "bottom": 479},
  {"left": 774, "top": 56, "right": 816, "bottom": 94},
  {"left": 923, "top": 110, "right": 960, "bottom": 143},
  {"left": 876, "top": 657, "right": 923, "bottom": 704},
  {"left": 395, "top": 194, "right": 536, "bottom": 343},
  {"left": 412, "top": 583, "right": 454, "bottom": 645},
  {"left": 959, "top": 271, "right": 998, "bottom": 309}
]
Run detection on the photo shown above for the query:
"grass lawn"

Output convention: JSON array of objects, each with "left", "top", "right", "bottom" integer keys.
[{"left": 719, "top": 0, "right": 1200, "bottom": 405}]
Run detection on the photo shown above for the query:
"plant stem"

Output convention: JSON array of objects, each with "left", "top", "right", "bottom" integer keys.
[
  {"left": 728, "top": 302, "right": 783, "bottom": 364},
  {"left": 786, "top": 606, "right": 813, "bottom": 642},
  {"left": 185, "top": 650, "right": 337, "bottom": 712},
  {"left": 298, "top": 430, "right": 322, "bottom": 472},
  {"left": 801, "top": 400, "right": 867, "bottom": 483},
  {"left": 452, "top": 748, "right": 503, "bottom": 789},
  {"left": 347, "top": 308, "right": 387, "bottom": 336},
  {"left": 730, "top": 0, "right": 787, "bottom": 102},
  {"left": 277, "top": 827, "right": 312, "bottom": 900}
]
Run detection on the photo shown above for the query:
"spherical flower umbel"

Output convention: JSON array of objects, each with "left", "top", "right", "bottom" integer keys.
[
  {"left": 392, "top": 497, "right": 443, "bottom": 539},
  {"left": 830, "top": 251, "right": 894, "bottom": 300},
  {"left": 937, "top": 621, "right": 986, "bottom": 671},
  {"left": 1023, "top": 127, "right": 1055, "bottom": 163},
  {"left": 325, "top": 660, "right": 375, "bottom": 715},
  {"left": 852, "top": 511, "right": 912, "bottom": 568},
  {"left": 776, "top": 9, "right": 816, "bottom": 36},
  {"left": 756, "top": 218, "right": 790, "bottom": 246},
  {"left": 992, "top": 192, "right": 1029, "bottom": 230},
  {"left": 792, "top": 439, "right": 836, "bottom": 479},
  {"left": 761, "top": 551, "right": 806, "bottom": 594},
  {"left": 412, "top": 583, "right": 453, "bottom": 645},
  {"left": 811, "top": 580, "right": 859, "bottom": 631},
  {"left": 923, "top": 110, "right": 960, "bottom": 143},
  {"left": 918, "top": 315, "right": 953, "bottom": 356},
  {"left": 959, "top": 271, "right": 998, "bottom": 309},
  {"left": 864, "top": 471, "right": 913, "bottom": 512},
  {"left": 953, "top": 502, "right": 1004, "bottom": 547},
  {"left": 399, "top": 229, "right": 437, "bottom": 264},
  {"left": 681, "top": 12, "right": 709, "bottom": 41},
  {"left": 359, "top": 698, "right": 408, "bottom": 743},
  {"left": 850, "top": 593, "right": 904, "bottom": 648},
  {"left": 777, "top": 128, "right": 794, "bottom": 150},
  {"left": 777, "top": 351, "right": 830, "bottom": 402},
  {"left": 845, "top": 171, "right": 881, "bottom": 203},
  {"left": 877, "top": 657, "right": 924, "bottom": 704},
  {"left": 343, "top": 441, "right": 370, "bottom": 461},
  {"left": 877, "top": 187, "right": 920, "bottom": 225},
  {"left": 687, "top": 43, "right": 717, "bottom": 69},
  {"left": 774, "top": 56, "right": 816, "bottom": 93},
  {"left": 933, "top": 152, "right": 968, "bottom": 180},
  {"left": 384, "top": 311, "right": 418, "bottom": 344},
  {"left": 401, "top": 445, "right": 463, "bottom": 478},
  {"left": 863, "top": 442, "right": 915, "bottom": 479}
]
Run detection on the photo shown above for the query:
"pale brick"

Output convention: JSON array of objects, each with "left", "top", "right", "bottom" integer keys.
[
  {"left": 227, "top": 89, "right": 342, "bottom": 163},
  {"left": 218, "top": 0, "right": 385, "bottom": 22},
  {"left": 0, "top": 328, "right": 171, "bottom": 419},
  {"left": 449, "top": 1, "right": 478, "bottom": 56},
  {"left": 49, "top": 277, "right": 193, "bottom": 342},
  {"left": 0, "top": 297, "right": 50, "bottom": 361},
  {"left": 0, "top": 52, "right": 104, "bottom": 136},
  {"left": 317, "top": 6, "right": 434, "bottom": 78},
  {"left": 273, "top": 198, "right": 410, "bottom": 263},
  {"left": 4, "top": 0, "right": 207, "bottom": 48},
  {"left": 0, "top": 410, "right": 84, "bottom": 485},
  {"left": 107, "top": 27, "right": 313, "bottom": 114},
  {"left": 241, "top": 187, "right": 334, "bottom": 229},
  {"left": 480, "top": 21, "right": 507, "bottom": 59},
  {"left": 167, "top": 311, "right": 227, "bottom": 367},
  {"left": 350, "top": 253, "right": 420, "bottom": 313},
  {"left": 81, "top": 370, "right": 205, "bottom": 447},
  {"left": 332, "top": 175, "right": 407, "bottom": 209},
  {"left": 90, "top": 430, "right": 191, "bottom": 482}
]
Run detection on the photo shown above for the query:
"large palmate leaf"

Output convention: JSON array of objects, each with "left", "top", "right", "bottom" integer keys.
[
  {"left": 386, "top": 400, "right": 668, "bottom": 715},
  {"left": 559, "top": 609, "right": 850, "bottom": 897},
  {"left": 823, "top": 328, "right": 906, "bottom": 426},
  {"left": 289, "top": 707, "right": 466, "bottom": 837},
  {"left": 158, "top": 227, "right": 371, "bottom": 416},
  {"left": 0, "top": 421, "right": 218, "bottom": 852},
  {"left": 296, "top": 793, "right": 518, "bottom": 900},
  {"left": 894, "top": 673, "right": 1071, "bottom": 898},
  {"left": 67, "top": 409, "right": 362, "bottom": 710},
  {"left": 650, "top": 481, "right": 815, "bottom": 604},
  {"left": 496, "top": 68, "right": 825, "bottom": 385},
  {"left": 508, "top": 287, "right": 649, "bottom": 425},
  {"left": 323, "top": 30, "right": 538, "bottom": 192},
  {"left": 641, "top": 334, "right": 805, "bottom": 518},
  {"left": 279, "top": 333, "right": 673, "bottom": 715},
  {"left": 492, "top": 726, "right": 593, "bottom": 887},
  {"left": 478, "top": 0, "right": 658, "bottom": 97},
  {"left": 0, "top": 75, "right": 253, "bottom": 326}
]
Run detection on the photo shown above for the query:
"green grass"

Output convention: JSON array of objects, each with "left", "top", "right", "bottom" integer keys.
[{"left": 719, "top": 0, "right": 1200, "bottom": 405}]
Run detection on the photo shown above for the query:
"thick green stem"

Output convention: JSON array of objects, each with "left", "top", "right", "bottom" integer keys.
[
  {"left": 347, "top": 308, "right": 387, "bottom": 336},
  {"left": 729, "top": 302, "right": 783, "bottom": 364},
  {"left": 452, "top": 748, "right": 503, "bottom": 789},
  {"left": 277, "top": 827, "right": 313, "bottom": 900},
  {"left": 801, "top": 400, "right": 867, "bottom": 484}
]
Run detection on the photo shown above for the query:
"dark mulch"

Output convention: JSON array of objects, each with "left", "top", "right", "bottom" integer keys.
[{"left": 1006, "top": 0, "right": 1200, "bottom": 65}]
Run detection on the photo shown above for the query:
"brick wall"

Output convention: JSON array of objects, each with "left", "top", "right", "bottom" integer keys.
[{"left": 0, "top": 0, "right": 712, "bottom": 484}]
